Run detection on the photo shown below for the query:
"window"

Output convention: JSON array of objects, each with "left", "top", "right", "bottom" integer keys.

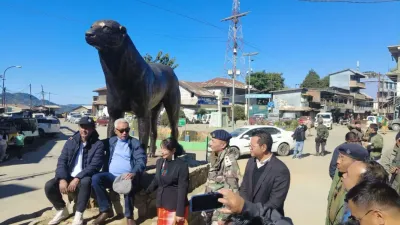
[
  {"left": 231, "top": 128, "right": 249, "bottom": 137},
  {"left": 227, "top": 88, "right": 230, "bottom": 95},
  {"left": 191, "top": 92, "right": 195, "bottom": 98},
  {"left": 261, "top": 127, "right": 281, "bottom": 135}
]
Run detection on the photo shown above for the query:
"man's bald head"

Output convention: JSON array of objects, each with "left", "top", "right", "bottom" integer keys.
[{"left": 342, "top": 160, "right": 389, "bottom": 191}]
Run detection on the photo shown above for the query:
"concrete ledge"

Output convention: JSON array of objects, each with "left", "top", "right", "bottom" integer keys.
[{"left": 29, "top": 160, "right": 210, "bottom": 225}]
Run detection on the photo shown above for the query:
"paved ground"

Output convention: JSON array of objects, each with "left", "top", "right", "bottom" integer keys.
[{"left": 0, "top": 122, "right": 396, "bottom": 225}]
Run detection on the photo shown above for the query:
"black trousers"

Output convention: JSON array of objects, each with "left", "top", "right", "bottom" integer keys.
[
  {"left": 44, "top": 177, "right": 91, "bottom": 213},
  {"left": 315, "top": 141, "right": 326, "bottom": 153}
]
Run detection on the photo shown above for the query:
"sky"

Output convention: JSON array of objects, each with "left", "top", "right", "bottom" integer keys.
[{"left": 0, "top": 0, "right": 399, "bottom": 105}]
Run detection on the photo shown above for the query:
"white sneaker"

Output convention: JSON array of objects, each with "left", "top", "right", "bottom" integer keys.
[
  {"left": 48, "top": 207, "right": 69, "bottom": 225},
  {"left": 72, "top": 211, "right": 83, "bottom": 225}
]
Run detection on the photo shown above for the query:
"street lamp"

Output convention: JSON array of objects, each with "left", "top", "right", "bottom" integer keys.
[
  {"left": 2, "top": 65, "right": 22, "bottom": 107},
  {"left": 243, "top": 52, "right": 258, "bottom": 123}
]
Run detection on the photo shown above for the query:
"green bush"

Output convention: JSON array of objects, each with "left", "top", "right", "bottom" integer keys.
[
  {"left": 290, "top": 120, "right": 299, "bottom": 128},
  {"left": 160, "top": 109, "right": 186, "bottom": 126},
  {"left": 234, "top": 105, "right": 246, "bottom": 122}
]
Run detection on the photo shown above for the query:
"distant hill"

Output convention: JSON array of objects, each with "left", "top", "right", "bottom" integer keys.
[{"left": 4, "top": 92, "right": 88, "bottom": 113}]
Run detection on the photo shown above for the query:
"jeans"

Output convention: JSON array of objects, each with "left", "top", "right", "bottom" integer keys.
[
  {"left": 92, "top": 172, "right": 136, "bottom": 218},
  {"left": 293, "top": 141, "right": 304, "bottom": 158},
  {"left": 44, "top": 177, "right": 92, "bottom": 213}
]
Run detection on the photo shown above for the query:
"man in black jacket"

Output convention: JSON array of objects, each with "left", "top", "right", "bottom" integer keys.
[
  {"left": 44, "top": 117, "right": 104, "bottom": 225},
  {"left": 292, "top": 121, "right": 307, "bottom": 159},
  {"left": 239, "top": 130, "right": 290, "bottom": 216}
]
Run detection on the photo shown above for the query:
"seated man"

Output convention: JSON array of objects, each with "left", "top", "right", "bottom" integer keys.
[
  {"left": 44, "top": 117, "right": 104, "bottom": 225},
  {"left": 91, "top": 118, "right": 147, "bottom": 225}
]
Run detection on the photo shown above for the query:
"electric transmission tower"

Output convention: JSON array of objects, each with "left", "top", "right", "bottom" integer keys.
[{"left": 222, "top": 0, "right": 249, "bottom": 129}]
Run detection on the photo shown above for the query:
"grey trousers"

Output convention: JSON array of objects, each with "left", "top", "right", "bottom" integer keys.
[{"left": 0, "top": 143, "right": 7, "bottom": 161}]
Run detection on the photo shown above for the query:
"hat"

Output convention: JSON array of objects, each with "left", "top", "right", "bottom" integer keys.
[
  {"left": 210, "top": 129, "right": 232, "bottom": 142},
  {"left": 79, "top": 116, "right": 95, "bottom": 126},
  {"left": 338, "top": 143, "right": 369, "bottom": 161},
  {"left": 112, "top": 173, "right": 132, "bottom": 194}
]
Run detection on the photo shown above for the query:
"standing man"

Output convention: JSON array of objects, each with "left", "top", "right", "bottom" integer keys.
[
  {"left": 365, "top": 123, "right": 384, "bottom": 161},
  {"left": 203, "top": 129, "right": 240, "bottom": 225},
  {"left": 381, "top": 132, "right": 400, "bottom": 194},
  {"left": 91, "top": 118, "right": 147, "bottom": 225},
  {"left": 239, "top": 130, "right": 290, "bottom": 216},
  {"left": 292, "top": 120, "right": 307, "bottom": 159},
  {"left": 328, "top": 132, "right": 359, "bottom": 179},
  {"left": 381, "top": 115, "right": 389, "bottom": 135},
  {"left": 316, "top": 118, "right": 329, "bottom": 156},
  {"left": 347, "top": 121, "right": 363, "bottom": 144},
  {"left": 326, "top": 143, "right": 369, "bottom": 225},
  {"left": 44, "top": 117, "right": 104, "bottom": 225}
]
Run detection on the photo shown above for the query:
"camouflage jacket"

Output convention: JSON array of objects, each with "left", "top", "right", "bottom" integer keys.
[
  {"left": 205, "top": 148, "right": 240, "bottom": 223},
  {"left": 326, "top": 169, "right": 346, "bottom": 225},
  {"left": 316, "top": 124, "right": 329, "bottom": 142},
  {"left": 367, "top": 133, "right": 384, "bottom": 159},
  {"left": 347, "top": 125, "right": 363, "bottom": 144},
  {"left": 381, "top": 144, "right": 400, "bottom": 193}
]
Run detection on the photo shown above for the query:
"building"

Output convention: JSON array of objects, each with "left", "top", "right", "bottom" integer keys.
[
  {"left": 71, "top": 105, "right": 92, "bottom": 114},
  {"left": 328, "top": 69, "right": 373, "bottom": 117},
  {"left": 5, "top": 104, "right": 30, "bottom": 113},
  {"left": 33, "top": 105, "right": 61, "bottom": 115},
  {"left": 363, "top": 75, "right": 396, "bottom": 116},
  {"left": 386, "top": 45, "right": 400, "bottom": 118},
  {"left": 92, "top": 87, "right": 107, "bottom": 117},
  {"left": 271, "top": 88, "right": 319, "bottom": 119}
]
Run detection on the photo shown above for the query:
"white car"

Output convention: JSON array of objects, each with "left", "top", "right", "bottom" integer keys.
[
  {"left": 37, "top": 117, "right": 61, "bottom": 137},
  {"left": 214, "top": 125, "right": 295, "bottom": 159}
]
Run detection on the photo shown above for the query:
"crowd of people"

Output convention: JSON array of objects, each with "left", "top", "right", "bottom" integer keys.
[{"left": 41, "top": 114, "right": 400, "bottom": 225}]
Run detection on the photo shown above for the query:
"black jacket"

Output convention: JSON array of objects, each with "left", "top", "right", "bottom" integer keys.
[
  {"left": 146, "top": 158, "right": 189, "bottom": 217},
  {"left": 55, "top": 130, "right": 104, "bottom": 180},
  {"left": 239, "top": 155, "right": 290, "bottom": 216},
  {"left": 292, "top": 125, "right": 307, "bottom": 142}
]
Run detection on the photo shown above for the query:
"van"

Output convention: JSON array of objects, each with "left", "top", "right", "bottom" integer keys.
[{"left": 314, "top": 112, "right": 333, "bottom": 130}]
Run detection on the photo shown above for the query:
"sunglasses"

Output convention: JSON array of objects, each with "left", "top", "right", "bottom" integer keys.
[{"left": 116, "top": 128, "right": 130, "bottom": 134}]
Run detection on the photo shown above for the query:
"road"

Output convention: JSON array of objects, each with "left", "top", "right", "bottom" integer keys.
[{"left": 0, "top": 122, "right": 396, "bottom": 225}]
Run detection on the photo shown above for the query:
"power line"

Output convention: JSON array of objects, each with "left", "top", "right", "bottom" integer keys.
[{"left": 300, "top": 0, "right": 400, "bottom": 3}]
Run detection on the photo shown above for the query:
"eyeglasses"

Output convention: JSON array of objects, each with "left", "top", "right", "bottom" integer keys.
[
  {"left": 348, "top": 209, "right": 374, "bottom": 222},
  {"left": 116, "top": 128, "right": 130, "bottom": 134}
]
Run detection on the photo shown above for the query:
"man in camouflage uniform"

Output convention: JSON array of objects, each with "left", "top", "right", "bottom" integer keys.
[
  {"left": 381, "top": 132, "right": 400, "bottom": 194},
  {"left": 316, "top": 118, "right": 329, "bottom": 156},
  {"left": 203, "top": 129, "right": 240, "bottom": 225},
  {"left": 347, "top": 120, "right": 363, "bottom": 145},
  {"left": 365, "top": 123, "right": 384, "bottom": 161}
]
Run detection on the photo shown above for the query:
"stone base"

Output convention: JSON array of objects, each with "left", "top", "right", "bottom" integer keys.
[{"left": 29, "top": 160, "right": 209, "bottom": 225}]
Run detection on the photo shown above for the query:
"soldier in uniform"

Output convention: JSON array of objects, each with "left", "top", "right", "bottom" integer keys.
[
  {"left": 315, "top": 118, "right": 329, "bottom": 156},
  {"left": 203, "top": 129, "right": 240, "bottom": 225},
  {"left": 346, "top": 120, "right": 363, "bottom": 145},
  {"left": 365, "top": 123, "right": 384, "bottom": 161}
]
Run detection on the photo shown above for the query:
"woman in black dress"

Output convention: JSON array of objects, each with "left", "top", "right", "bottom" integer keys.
[{"left": 146, "top": 138, "right": 189, "bottom": 225}]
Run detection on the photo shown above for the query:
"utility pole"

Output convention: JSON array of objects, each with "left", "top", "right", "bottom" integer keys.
[
  {"left": 2, "top": 65, "right": 22, "bottom": 107},
  {"left": 378, "top": 72, "right": 381, "bottom": 115},
  {"left": 243, "top": 52, "right": 258, "bottom": 123},
  {"left": 29, "top": 84, "right": 32, "bottom": 110},
  {"left": 41, "top": 85, "right": 45, "bottom": 112},
  {"left": 222, "top": 0, "right": 249, "bottom": 129}
]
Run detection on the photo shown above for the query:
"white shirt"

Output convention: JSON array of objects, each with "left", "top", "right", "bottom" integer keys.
[
  {"left": 71, "top": 142, "right": 86, "bottom": 177},
  {"left": 256, "top": 154, "right": 272, "bottom": 168}
]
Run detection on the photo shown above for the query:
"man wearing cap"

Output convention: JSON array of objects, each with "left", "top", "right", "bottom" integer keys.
[
  {"left": 44, "top": 117, "right": 104, "bottom": 225},
  {"left": 91, "top": 118, "right": 146, "bottom": 225},
  {"left": 203, "top": 129, "right": 240, "bottom": 225},
  {"left": 325, "top": 143, "right": 369, "bottom": 225},
  {"left": 364, "top": 123, "right": 384, "bottom": 161},
  {"left": 329, "top": 132, "right": 359, "bottom": 179},
  {"left": 347, "top": 120, "right": 363, "bottom": 145}
]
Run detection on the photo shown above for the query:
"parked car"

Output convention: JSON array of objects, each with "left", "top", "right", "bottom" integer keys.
[
  {"left": 389, "top": 118, "right": 400, "bottom": 131},
  {"left": 298, "top": 116, "right": 313, "bottom": 127},
  {"left": 367, "top": 116, "right": 378, "bottom": 128},
  {"left": 339, "top": 117, "right": 350, "bottom": 125},
  {"left": 208, "top": 125, "right": 295, "bottom": 160},
  {"left": 67, "top": 112, "right": 80, "bottom": 121},
  {"left": 248, "top": 114, "right": 267, "bottom": 125},
  {"left": 314, "top": 112, "right": 333, "bottom": 130},
  {"left": 37, "top": 117, "right": 61, "bottom": 137},
  {"left": 96, "top": 117, "right": 109, "bottom": 126},
  {"left": 70, "top": 114, "right": 82, "bottom": 124}
]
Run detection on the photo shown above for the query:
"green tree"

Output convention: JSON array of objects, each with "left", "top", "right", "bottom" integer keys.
[
  {"left": 233, "top": 105, "right": 246, "bottom": 122},
  {"left": 160, "top": 109, "right": 185, "bottom": 126},
  {"left": 196, "top": 108, "right": 207, "bottom": 116},
  {"left": 246, "top": 71, "right": 285, "bottom": 91},
  {"left": 301, "top": 69, "right": 321, "bottom": 88},
  {"left": 143, "top": 51, "right": 179, "bottom": 69},
  {"left": 320, "top": 75, "right": 330, "bottom": 88}
]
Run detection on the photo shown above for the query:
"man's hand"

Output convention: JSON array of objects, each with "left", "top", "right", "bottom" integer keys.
[
  {"left": 390, "top": 167, "right": 399, "bottom": 174},
  {"left": 67, "top": 178, "right": 80, "bottom": 192},
  {"left": 59, "top": 179, "right": 68, "bottom": 194},
  {"left": 124, "top": 173, "right": 135, "bottom": 180},
  {"left": 217, "top": 189, "right": 245, "bottom": 214}
]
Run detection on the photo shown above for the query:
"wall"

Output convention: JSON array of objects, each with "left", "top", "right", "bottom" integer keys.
[
  {"left": 330, "top": 72, "right": 350, "bottom": 90},
  {"left": 273, "top": 92, "right": 303, "bottom": 108},
  {"left": 180, "top": 86, "right": 198, "bottom": 105}
]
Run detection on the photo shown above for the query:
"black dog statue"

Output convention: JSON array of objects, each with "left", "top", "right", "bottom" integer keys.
[{"left": 85, "top": 20, "right": 181, "bottom": 157}]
